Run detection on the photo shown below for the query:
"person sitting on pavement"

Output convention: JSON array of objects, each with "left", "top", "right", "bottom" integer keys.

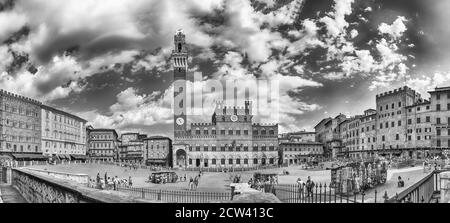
[{"left": 397, "top": 176, "right": 405, "bottom": 188}]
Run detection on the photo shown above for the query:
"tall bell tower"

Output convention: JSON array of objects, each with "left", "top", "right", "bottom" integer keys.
[{"left": 173, "top": 29, "right": 188, "bottom": 137}]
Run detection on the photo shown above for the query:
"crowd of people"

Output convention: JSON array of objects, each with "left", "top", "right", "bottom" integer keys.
[
  {"left": 231, "top": 174, "right": 242, "bottom": 183},
  {"left": 296, "top": 176, "right": 316, "bottom": 197},
  {"left": 88, "top": 172, "right": 133, "bottom": 191},
  {"left": 248, "top": 175, "right": 279, "bottom": 191}
]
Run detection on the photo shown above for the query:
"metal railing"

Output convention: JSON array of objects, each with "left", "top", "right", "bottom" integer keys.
[
  {"left": 117, "top": 185, "right": 232, "bottom": 203},
  {"left": 387, "top": 169, "right": 444, "bottom": 203},
  {"left": 184, "top": 165, "right": 281, "bottom": 173},
  {"left": 8, "top": 161, "right": 49, "bottom": 168},
  {"left": 263, "top": 183, "right": 364, "bottom": 203}
]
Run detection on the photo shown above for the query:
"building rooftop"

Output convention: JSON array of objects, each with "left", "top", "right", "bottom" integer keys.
[
  {"left": 428, "top": 87, "right": 450, "bottom": 93},
  {"left": 280, "top": 141, "right": 323, "bottom": 145},
  {"left": 314, "top": 117, "right": 332, "bottom": 129},
  {"left": 0, "top": 89, "right": 42, "bottom": 105},
  {"left": 121, "top": 132, "right": 139, "bottom": 135},
  {"left": 41, "top": 104, "right": 87, "bottom": 123},
  {"left": 145, "top": 136, "right": 172, "bottom": 141},
  {"left": 89, "top": 129, "right": 118, "bottom": 137},
  {"left": 406, "top": 100, "right": 431, "bottom": 108}
]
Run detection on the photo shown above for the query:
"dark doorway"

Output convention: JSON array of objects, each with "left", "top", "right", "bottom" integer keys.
[
  {"left": 1, "top": 167, "right": 7, "bottom": 183},
  {"left": 196, "top": 159, "right": 201, "bottom": 167},
  {"left": 176, "top": 149, "right": 187, "bottom": 167}
]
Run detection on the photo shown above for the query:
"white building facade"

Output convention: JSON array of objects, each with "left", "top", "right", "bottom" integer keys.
[{"left": 41, "top": 105, "right": 87, "bottom": 156}]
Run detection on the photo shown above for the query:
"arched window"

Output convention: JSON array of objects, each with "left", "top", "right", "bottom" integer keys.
[{"left": 178, "top": 43, "right": 182, "bottom": 52}]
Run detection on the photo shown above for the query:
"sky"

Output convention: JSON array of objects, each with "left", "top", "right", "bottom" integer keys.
[{"left": 1, "top": 0, "right": 450, "bottom": 137}]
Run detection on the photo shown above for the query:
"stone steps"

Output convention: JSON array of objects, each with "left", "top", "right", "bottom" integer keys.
[{"left": 0, "top": 184, "right": 27, "bottom": 203}]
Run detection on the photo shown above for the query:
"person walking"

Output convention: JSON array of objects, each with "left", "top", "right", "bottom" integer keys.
[
  {"left": 188, "top": 177, "right": 194, "bottom": 190},
  {"left": 128, "top": 176, "right": 133, "bottom": 187},
  {"left": 297, "top": 177, "right": 305, "bottom": 198},
  {"left": 306, "top": 176, "right": 315, "bottom": 197},
  {"left": 194, "top": 176, "right": 200, "bottom": 189}
]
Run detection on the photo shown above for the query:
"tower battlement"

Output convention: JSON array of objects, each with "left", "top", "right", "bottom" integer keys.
[
  {"left": 191, "top": 123, "right": 214, "bottom": 127},
  {"left": 376, "top": 86, "right": 420, "bottom": 99},
  {"left": 0, "top": 89, "right": 42, "bottom": 105},
  {"left": 214, "top": 100, "right": 253, "bottom": 115}
]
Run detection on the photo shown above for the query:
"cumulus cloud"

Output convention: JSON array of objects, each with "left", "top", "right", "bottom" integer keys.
[
  {"left": 319, "top": 0, "right": 355, "bottom": 37},
  {"left": 0, "top": 54, "right": 87, "bottom": 101},
  {"left": 85, "top": 86, "right": 173, "bottom": 129},
  {"left": 407, "top": 72, "right": 450, "bottom": 96},
  {"left": 350, "top": 29, "right": 358, "bottom": 39},
  {"left": 12, "top": 0, "right": 223, "bottom": 63},
  {"left": 0, "top": 11, "right": 27, "bottom": 43},
  {"left": 286, "top": 19, "right": 324, "bottom": 57},
  {"left": 255, "top": 0, "right": 276, "bottom": 8},
  {"left": 87, "top": 49, "right": 323, "bottom": 134},
  {"left": 0, "top": 0, "right": 421, "bottom": 134},
  {"left": 211, "top": 51, "right": 322, "bottom": 130},
  {"left": 378, "top": 16, "right": 407, "bottom": 39},
  {"left": 0, "top": 46, "right": 13, "bottom": 72}
]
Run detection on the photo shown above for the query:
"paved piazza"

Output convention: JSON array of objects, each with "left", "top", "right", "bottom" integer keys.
[
  {"left": 31, "top": 164, "right": 430, "bottom": 198},
  {"left": 33, "top": 164, "right": 330, "bottom": 192}
]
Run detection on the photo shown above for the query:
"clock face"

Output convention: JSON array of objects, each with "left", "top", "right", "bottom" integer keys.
[
  {"left": 231, "top": 115, "right": 238, "bottom": 122},
  {"left": 176, "top": 117, "right": 185, "bottom": 126}
]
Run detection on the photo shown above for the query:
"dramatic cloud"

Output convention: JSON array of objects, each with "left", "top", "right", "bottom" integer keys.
[
  {"left": 1, "top": 0, "right": 444, "bottom": 134},
  {"left": 319, "top": 0, "right": 355, "bottom": 37},
  {"left": 378, "top": 16, "right": 407, "bottom": 39},
  {"left": 407, "top": 72, "right": 450, "bottom": 97},
  {"left": 85, "top": 86, "right": 173, "bottom": 130},
  {"left": 0, "top": 11, "right": 27, "bottom": 42}
]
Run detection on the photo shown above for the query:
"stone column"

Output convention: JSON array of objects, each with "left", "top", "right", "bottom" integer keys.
[
  {"left": 172, "top": 150, "right": 177, "bottom": 168},
  {"left": 440, "top": 171, "right": 450, "bottom": 203},
  {"left": 186, "top": 154, "right": 190, "bottom": 168},
  {"left": 6, "top": 167, "right": 12, "bottom": 184}
]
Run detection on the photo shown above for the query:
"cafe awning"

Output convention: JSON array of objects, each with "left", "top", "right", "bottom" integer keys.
[
  {"left": 58, "top": 154, "right": 71, "bottom": 159},
  {"left": 11, "top": 153, "right": 47, "bottom": 160},
  {"left": 70, "top": 155, "right": 88, "bottom": 160},
  {"left": 146, "top": 160, "right": 167, "bottom": 163}
]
